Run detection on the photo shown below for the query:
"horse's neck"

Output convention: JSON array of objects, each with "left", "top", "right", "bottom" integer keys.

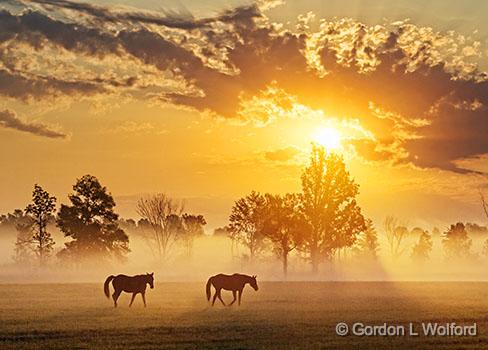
[{"left": 137, "top": 275, "right": 148, "bottom": 284}]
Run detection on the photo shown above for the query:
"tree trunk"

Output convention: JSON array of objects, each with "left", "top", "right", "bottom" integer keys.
[
  {"left": 283, "top": 251, "right": 288, "bottom": 280},
  {"left": 311, "top": 246, "right": 319, "bottom": 274}
]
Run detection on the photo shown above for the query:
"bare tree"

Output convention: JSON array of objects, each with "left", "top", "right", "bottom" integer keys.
[
  {"left": 383, "top": 216, "right": 408, "bottom": 261},
  {"left": 136, "top": 194, "right": 185, "bottom": 262}
]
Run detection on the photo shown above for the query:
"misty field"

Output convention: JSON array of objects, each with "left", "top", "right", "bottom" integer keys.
[{"left": 1, "top": 282, "right": 487, "bottom": 349}]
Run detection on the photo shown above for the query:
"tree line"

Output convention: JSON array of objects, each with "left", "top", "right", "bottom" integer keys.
[
  {"left": 2, "top": 144, "right": 488, "bottom": 275},
  {"left": 4, "top": 175, "right": 206, "bottom": 267}
]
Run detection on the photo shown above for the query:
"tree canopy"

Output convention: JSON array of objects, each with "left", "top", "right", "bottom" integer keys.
[{"left": 57, "top": 175, "right": 129, "bottom": 262}]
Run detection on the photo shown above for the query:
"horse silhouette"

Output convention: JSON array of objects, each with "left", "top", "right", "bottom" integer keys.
[
  {"left": 104, "top": 273, "right": 154, "bottom": 308},
  {"left": 206, "top": 273, "right": 258, "bottom": 306}
]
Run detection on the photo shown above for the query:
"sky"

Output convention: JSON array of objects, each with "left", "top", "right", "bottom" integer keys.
[{"left": 1, "top": 0, "right": 488, "bottom": 230}]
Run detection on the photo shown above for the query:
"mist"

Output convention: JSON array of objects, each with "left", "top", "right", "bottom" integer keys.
[{"left": 2, "top": 219, "right": 488, "bottom": 284}]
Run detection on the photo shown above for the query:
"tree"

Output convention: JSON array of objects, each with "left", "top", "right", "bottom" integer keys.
[
  {"left": 442, "top": 223, "right": 474, "bottom": 260},
  {"left": 228, "top": 191, "right": 266, "bottom": 263},
  {"left": 57, "top": 175, "right": 129, "bottom": 263},
  {"left": 384, "top": 216, "right": 408, "bottom": 261},
  {"left": 13, "top": 215, "right": 35, "bottom": 265},
  {"left": 353, "top": 219, "right": 379, "bottom": 261},
  {"left": 299, "top": 145, "right": 366, "bottom": 273},
  {"left": 213, "top": 226, "right": 237, "bottom": 257},
  {"left": 24, "top": 185, "right": 57, "bottom": 266},
  {"left": 411, "top": 232, "right": 433, "bottom": 263},
  {"left": 482, "top": 239, "right": 488, "bottom": 258},
  {"left": 261, "top": 193, "right": 304, "bottom": 278},
  {"left": 181, "top": 214, "right": 206, "bottom": 257},
  {"left": 480, "top": 189, "right": 488, "bottom": 221},
  {"left": 136, "top": 194, "right": 185, "bottom": 262},
  {"left": 213, "top": 226, "right": 230, "bottom": 237}
]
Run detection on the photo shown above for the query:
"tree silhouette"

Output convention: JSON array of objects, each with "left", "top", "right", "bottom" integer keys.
[
  {"left": 383, "top": 216, "right": 408, "bottom": 261},
  {"left": 353, "top": 219, "right": 379, "bottom": 261},
  {"left": 24, "top": 184, "right": 56, "bottom": 266},
  {"left": 12, "top": 210, "right": 35, "bottom": 265},
  {"left": 213, "top": 226, "right": 230, "bottom": 237},
  {"left": 181, "top": 214, "right": 206, "bottom": 257},
  {"left": 57, "top": 175, "right": 129, "bottom": 263},
  {"left": 411, "top": 231, "right": 433, "bottom": 263},
  {"left": 229, "top": 191, "right": 266, "bottom": 263},
  {"left": 300, "top": 145, "right": 365, "bottom": 273},
  {"left": 442, "top": 223, "right": 474, "bottom": 260},
  {"left": 261, "top": 193, "right": 304, "bottom": 278},
  {"left": 136, "top": 193, "right": 185, "bottom": 262}
]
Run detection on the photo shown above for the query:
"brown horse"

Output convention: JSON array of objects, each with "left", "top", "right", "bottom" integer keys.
[
  {"left": 104, "top": 273, "right": 154, "bottom": 308},
  {"left": 206, "top": 273, "right": 258, "bottom": 306}
]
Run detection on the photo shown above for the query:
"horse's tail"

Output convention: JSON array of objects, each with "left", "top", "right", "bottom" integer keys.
[
  {"left": 104, "top": 275, "right": 115, "bottom": 298},
  {"left": 206, "top": 277, "right": 213, "bottom": 301}
]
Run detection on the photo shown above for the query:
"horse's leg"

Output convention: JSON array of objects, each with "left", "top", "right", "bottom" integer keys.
[
  {"left": 112, "top": 289, "right": 121, "bottom": 308},
  {"left": 211, "top": 290, "right": 218, "bottom": 306},
  {"left": 217, "top": 289, "right": 226, "bottom": 306},
  {"left": 141, "top": 291, "right": 147, "bottom": 307},
  {"left": 229, "top": 290, "right": 237, "bottom": 306},
  {"left": 238, "top": 289, "right": 243, "bottom": 306},
  {"left": 129, "top": 293, "right": 137, "bottom": 307}
]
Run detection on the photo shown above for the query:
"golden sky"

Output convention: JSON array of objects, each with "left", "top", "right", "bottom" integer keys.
[{"left": 1, "top": 0, "right": 488, "bottom": 230}]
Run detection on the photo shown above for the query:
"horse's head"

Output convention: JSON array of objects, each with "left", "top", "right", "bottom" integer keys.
[
  {"left": 146, "top": 272, "right": 154, "bottom": 289},
  {"left": 250, "top": 275, "right": 258, "bottom": 291}
]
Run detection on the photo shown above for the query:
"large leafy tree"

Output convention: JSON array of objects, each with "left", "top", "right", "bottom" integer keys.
[
  {"left": 24, "top": 184, "right": 57, "bottom": 266},
  {"left": 261, "top": 193, "right": 305, "bottom": 278},
  {"left": 57, "top": 175, "right": 129, "bottom": 262},
  {"left": 229, "top": 191, "right": 266, "bottom": 263},
  {"left": 300, "top": 145, "right": 366, "bottom": 273}
]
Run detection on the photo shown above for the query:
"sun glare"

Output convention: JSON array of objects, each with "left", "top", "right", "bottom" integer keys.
[{"left": 312, "top": 127, "right": 342, "bottom": 150}]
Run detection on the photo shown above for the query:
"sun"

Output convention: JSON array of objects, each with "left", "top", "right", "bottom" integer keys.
[{"left": 312, "top": 127, "right": 342, "bottom": 150}]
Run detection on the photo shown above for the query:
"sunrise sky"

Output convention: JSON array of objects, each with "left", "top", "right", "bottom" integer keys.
[{"left": 1, "top": 0, "right": 488, "bottom": 230}]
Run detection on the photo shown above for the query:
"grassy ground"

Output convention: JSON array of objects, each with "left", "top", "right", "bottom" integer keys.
[{"left": 0, "top": 282, "right": 486, "bottom": 349}]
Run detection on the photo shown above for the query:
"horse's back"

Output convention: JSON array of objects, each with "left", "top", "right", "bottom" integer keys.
[
  {"left": 112, "top": 274, "right": 146, "bottom": 293},
  {"left": 211, "top": 273, "right": 247, "bottom": 290}
]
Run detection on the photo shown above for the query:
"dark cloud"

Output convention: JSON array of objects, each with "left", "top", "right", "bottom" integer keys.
[
  {"left": 0, "top": 109, "right": 66, "bottom": 138},
  {"left": 0, "top": 9, "right": 119, "bottom": 55},
  {"left": 0, "top": 69, "right": 104, "bottom": 101},
  {"left": 27, "top": 0, "right": 260, "bottom": 30},
  {"left": 2, "top": 2, "right": 488, "bottom": 173}
]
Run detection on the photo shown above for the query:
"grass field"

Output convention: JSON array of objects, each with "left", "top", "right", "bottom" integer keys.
[{"left": 0, "top": 282, "right": 487, "bottom": 349}]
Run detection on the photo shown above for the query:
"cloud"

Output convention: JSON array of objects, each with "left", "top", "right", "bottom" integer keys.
[
  {"left": 264, "top": 146, "right": 301, "bottom": 163},
  {"left": 109, "top": 121, "right": 168, "bottom": 135},
  {"left": 0, "top": 109, "right": 66, "bottom": 138},
  {"left": 2, "top": 1, "right": 488, "bottom": 173},
  {"left": 0, "top": 68, "right": 104, "bottom": 101},
  {"left": 26, "top": 0, "right": 261, "bottom": 29}
]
